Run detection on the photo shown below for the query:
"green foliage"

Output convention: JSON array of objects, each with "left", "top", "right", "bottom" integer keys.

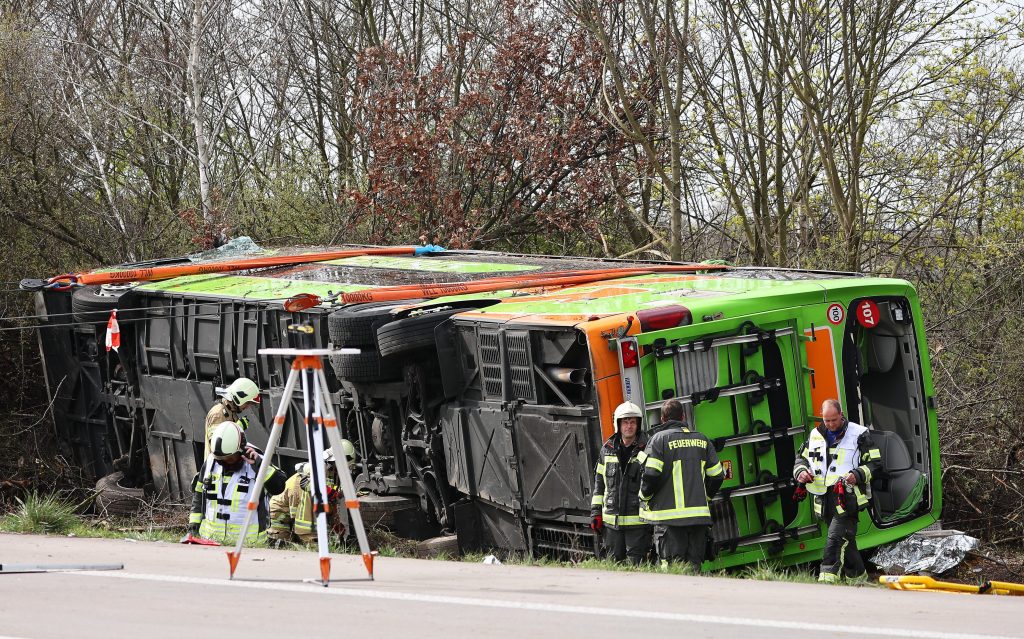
[
  {"left": 737, "top": 561, "right": 820, "bottom": 584},
  {"left": 1, "top": 492, "right": 80, "bottom": 534}
]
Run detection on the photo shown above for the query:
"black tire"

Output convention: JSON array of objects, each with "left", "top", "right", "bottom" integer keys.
[
  {"left": 327, "top": 301, "right": 422, "bottom": 347},
  {"left": 72, "top": 286, "right": 126, "bottom": 324},
  {"left": 94, "top": 471, "right": 146, "bottom": 516},
  {"left": 329, "top": 351, "right": 402, "bottom": 382},
  {"left": 377, "top": 308, "right": 463, "bottom": 358}
]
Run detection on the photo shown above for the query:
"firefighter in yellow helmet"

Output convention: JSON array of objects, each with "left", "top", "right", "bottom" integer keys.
[
  {"left": 590, "top": 402, "right": 652, "bottom": 564},
  {"left": 203, "top": 378, "right": 261, "bottom": 461},
  {"left": 268, "top": 440, "right": 357, "bottom": 546},
  {"left": 187, "top": 421, "right": 285, "bottom": 545}
]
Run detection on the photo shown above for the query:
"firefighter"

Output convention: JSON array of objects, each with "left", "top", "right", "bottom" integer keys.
[
  {"left": 639, "top": 398, "right": 723, "bottom": 571},
  {"left": 188, "top": 421, "right": 285, "bottom": 544},
  {"left": 203, "top": 377, "right": 261, "bottom": 461},
  {"left": 794, "top": 398, "right": 882, "bottom": 582},
  {"left": 590, "top": 402, "right": 652, "bottom": 564},
  {"left": 268, "top": 440, "right": 357, "bottom": 546}
]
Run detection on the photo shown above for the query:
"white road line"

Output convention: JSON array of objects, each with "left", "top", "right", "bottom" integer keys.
[{"left": 74, "top": 571, "right": 1018, "bottom": 639}]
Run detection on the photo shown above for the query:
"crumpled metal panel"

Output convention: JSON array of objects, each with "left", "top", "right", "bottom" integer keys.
[{"left": 872, "top": 532, "right": 979, "bottom": 574}]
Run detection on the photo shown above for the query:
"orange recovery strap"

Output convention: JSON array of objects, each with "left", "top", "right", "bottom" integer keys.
[{"left": 42, "top": 246, "right": 430, "bottom": 289}]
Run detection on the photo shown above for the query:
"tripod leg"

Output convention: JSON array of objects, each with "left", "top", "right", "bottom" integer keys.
[
  {"left": 306, "top": 367, "right": 331, "bottom": 585},
  {"left": 227, "top": 366, "right": 299, "bottom": 578},
  {"left": 316, "top": 367, "right": 376, "bottom": 580}
]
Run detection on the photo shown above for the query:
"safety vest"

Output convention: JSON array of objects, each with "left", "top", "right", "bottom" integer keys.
[
  {"left": 803, "top": 422, "right": 871, "bottom": 514},
  {"left": 197, "top": 458, "right": 266, "bottom": 545}
]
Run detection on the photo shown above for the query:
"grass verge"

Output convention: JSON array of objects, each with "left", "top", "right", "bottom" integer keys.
[{"left": 1, "top": 492, "right": 81, "bottom": 535}]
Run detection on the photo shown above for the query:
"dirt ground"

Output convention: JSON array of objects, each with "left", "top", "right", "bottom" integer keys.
[{"left": 943, "top": 547, "right": 1024, "bottom": 584}]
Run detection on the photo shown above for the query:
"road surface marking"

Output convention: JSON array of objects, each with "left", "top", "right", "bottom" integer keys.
[{"left": 73, "top": 571, "right": 1018, "bottom": 639}]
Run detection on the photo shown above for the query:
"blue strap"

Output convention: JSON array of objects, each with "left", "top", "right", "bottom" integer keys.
[{"left": 414, "top": 245, "right": 446, "bottom": 255}]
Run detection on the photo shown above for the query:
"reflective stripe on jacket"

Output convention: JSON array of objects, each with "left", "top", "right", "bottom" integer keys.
[
  {"left": 591, "top": 433, "right": 649, "bottom": 528},
  {"left": 638, "top": 422, "right": 723, "bottom": 526},
  {"left": 270, "top": 463, "right": 339, "bottom": 541},
  {"left": 793, "top": 421, "right": 882, "bottom": 516},
  {"left": 189, "top": 455, "right": 284, "bottom": 545}
]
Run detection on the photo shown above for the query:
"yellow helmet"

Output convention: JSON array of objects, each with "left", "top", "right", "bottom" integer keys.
[
  {"left": 211, "top": 421, "right": 245, "bottom": 459},
  {"left": 323, "top": 440, "right": 357, "bottom": 466},
  {"left": 224, "top": 378, "right": 260, "bottom": 406}
]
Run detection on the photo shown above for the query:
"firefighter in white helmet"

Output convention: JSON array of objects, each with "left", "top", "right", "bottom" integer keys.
[
  {"left": 187, "top": 421, "right": 285, "bottom": 544},
  {"left": 268, "top": 439, "right": 358, "bottom": 546},
  {"left": 590, "top": 402, "right": 652, "bottom": 564},
  {"left": 203, "top": 377, "right": 261, "bottom": 461}
]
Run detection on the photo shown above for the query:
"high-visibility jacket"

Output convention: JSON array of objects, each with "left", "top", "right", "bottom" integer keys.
[
  {"left": 189, "top": 455, "right": 284, "bottom": 544},
  {"left": 793, "top": 421, "right": 881, "bottom": 517},
  {"left": 269, "top": 463, "right": 341, "bottom": 542},
  {"left": 591, "top": 433, "right": 649, "bottom": 528},
  {"left": 638, "top": 421, "right": 723, "bottom": 526},
  {"left": 203, "top": 399, "right": 240, "bottom": 461}
]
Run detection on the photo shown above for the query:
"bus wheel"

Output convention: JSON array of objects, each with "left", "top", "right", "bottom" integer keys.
[
  {"left": 329, "top": 351, "right": 402, "bottom": 382},
  {"left": 376, "top": 308, "right": 462, "bottom": 357}
]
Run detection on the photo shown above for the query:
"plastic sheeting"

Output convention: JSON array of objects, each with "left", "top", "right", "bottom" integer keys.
[{"left": 872, "top": 532, "right": 979, "bottom": 575}]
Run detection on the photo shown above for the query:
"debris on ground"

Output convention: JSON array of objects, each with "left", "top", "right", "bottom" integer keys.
[
  {"left": 873, "top": 530, "right": 978, "bottom": 575},
  {"left": 482, "top": 555, "right": 502, "bottom": 565}
]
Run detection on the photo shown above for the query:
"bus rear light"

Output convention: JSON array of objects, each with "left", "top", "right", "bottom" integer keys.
[
  {"left": 637, "top": 305, "right": 692, "bottom": 332},
  {"left": 621, "top": 340, "right": 639, "bottom": 368}
]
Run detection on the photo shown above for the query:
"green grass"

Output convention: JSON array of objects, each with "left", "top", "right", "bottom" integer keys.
[
  {"left": 62, "top": 522, "right": 184, "bottom": 543},
  {"left": 736, "top": 561, "right": 820, "bottom": 583},
  {"left": 1, "top": 492, "right": 81, "bottom": 534},
  {"left": 0, "top": 493, "right": 863, "bottom": 587}
]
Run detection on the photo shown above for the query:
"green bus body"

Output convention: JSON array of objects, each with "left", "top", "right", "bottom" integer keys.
[{"left": 33, "top": 248, "right": 940, "bottom": 564}]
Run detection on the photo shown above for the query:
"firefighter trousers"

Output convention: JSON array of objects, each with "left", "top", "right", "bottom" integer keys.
[
  {"left": 602, "top": 525, "right": 652, "bottom": 565},
  {"left": 654, "top": 524, "right": 707, "bottom": 571},
  {"left": 820, "top": 502, "right": 865, "bottom": 580}
]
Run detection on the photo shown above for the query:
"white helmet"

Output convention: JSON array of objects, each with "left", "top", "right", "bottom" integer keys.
[
  {"left": 211, "top": 421, "right": 245, "bottom": 459},
  {"left": 323, "top": 440, "right": 356, "bottom": 465},
  {"left": 224, "top": 378, "right": 260, "bottom": 406},
  {"left": 613, "top": 402, "right": 643, "bottom": 431}
]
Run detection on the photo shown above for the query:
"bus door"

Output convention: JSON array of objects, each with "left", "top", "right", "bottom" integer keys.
[{"left": 619, "top": 316, "right": 819, "bottom": 559}]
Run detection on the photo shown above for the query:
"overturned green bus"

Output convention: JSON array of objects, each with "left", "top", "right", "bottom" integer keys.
[{"left": 28, "top": 245, "right": 939, "bottom": 567}]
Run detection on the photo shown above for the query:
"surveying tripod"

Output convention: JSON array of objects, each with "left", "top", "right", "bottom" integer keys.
[{"left": 227, "top": 323, "right": 374, "bottom": 585}]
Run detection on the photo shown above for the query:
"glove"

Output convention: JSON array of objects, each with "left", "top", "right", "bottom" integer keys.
[
  {"left": 590, "top": 515, "right": 602, "bottom": 532},
  {"left": 792, "top": 484, "right": 808, "bottom": 502},
  {"left": 331, "top": 521, "right": 348, "bottom": 538},
  {"left": 242, "top": 445, "right": 259, "bottom": 464},
  {"left": 237, "top": 416, "right": 250, "bottom": 431},
  {"left": 326, "top": 485, "right": 340, "bottom": 502}
]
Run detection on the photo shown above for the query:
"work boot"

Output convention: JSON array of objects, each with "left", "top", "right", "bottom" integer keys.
[{"left": 267, "top": 537, "right": 291, "bottom": 550}]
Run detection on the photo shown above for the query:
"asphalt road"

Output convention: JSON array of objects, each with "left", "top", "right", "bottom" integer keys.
[{"left": 0, "top": 533, "right": 1020, "bottom": 639}]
